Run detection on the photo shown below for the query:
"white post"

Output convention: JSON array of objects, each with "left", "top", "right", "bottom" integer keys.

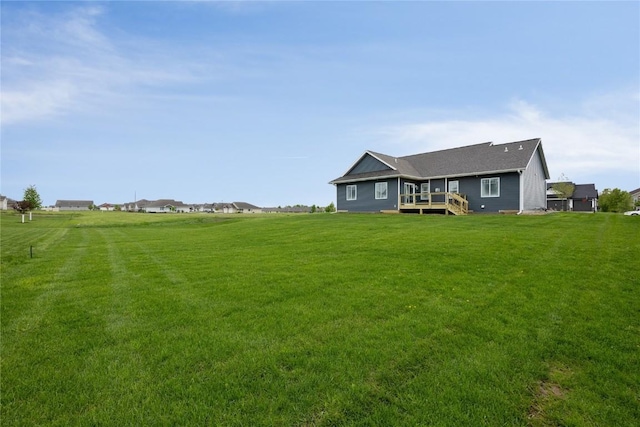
[
  {"left": 22, "top": 214, "right": 25, "bottom": 223},
  {"left": 29, "top": 211, "right": 32, "bottom": 221}
]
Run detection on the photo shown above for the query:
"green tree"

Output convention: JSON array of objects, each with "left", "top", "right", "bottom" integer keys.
[
  {"left": 550, "top": 174, "right": 574, "bottom": 211},
  {"left": 311, "top": 204, "right": 317, "bottom": 213},
  {"left": 599, "top": 188, "right": 632, "bottom": 213},
  {"left": 22, "top": 185, "right": 42, "bottom": 210},
  {"left": 325, "top": 202, "right": 336, "bottom": 213}
]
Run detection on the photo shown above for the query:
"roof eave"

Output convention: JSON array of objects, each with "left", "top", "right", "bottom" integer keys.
[
  {"left": 527, "top": 139, "right": 550, "bottom": 179},
  {"left": 329, "top": 173, "right": 403, "bottom": 185}
]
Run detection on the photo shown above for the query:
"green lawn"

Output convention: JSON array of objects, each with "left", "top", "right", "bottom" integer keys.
[{"left": 1, "top": 211, "right": 638, "bottom": 426}]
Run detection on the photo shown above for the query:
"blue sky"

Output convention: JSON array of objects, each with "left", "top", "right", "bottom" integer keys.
[{"left": 2, "top": 1, "right": 638, "bottom": 207}]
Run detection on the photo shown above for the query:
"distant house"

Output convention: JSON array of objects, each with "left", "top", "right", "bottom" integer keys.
[
  {"left": 212, "top": 202, "right": 262, "bottom": 214},
  {"left": 233, "top": 202, "right": 262, "bottom": 213},
  {"left": 263, "top": 206, "right": 313, "bottom": 213},
  {"left": 144, "top": 199, "right": 185, "bottom": 213},
  {"left": 630, "top": 188, "right": 640, "bottom": 205},
  {"left": 98, "top": 203, "right": 116, "bottom": 211},
  {"left": 200, "top": 203, "right": 215, "bottom": 213},
  {"left": 118, "top": 199, "right": 262, "bottom": 214},
  {"left": 546, "top": 183, "right": 598, "bottom": 212},
  {"left": 55, "top": 200, "right": 94, "bottom": 211},
  {"left": 123, "top": 199, "right": 150, "bottom": 212},
  {"left": 0, "top": 195, "right": 17, "bottom": 210},
  {"left": 329, "top": 138, "right": 550, "bottom": 214}
]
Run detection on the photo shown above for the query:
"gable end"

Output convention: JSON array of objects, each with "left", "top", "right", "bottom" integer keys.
[{"left": 345, "top": 151, "right": 395, "bottom": 176}]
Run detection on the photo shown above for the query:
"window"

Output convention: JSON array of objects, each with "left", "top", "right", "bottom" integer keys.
[
  {"left": 375, "top": 182, "right": 388, "bottom": 199},
  {"left": 481, "top": 177, "right": 500, "bottom": 197},
  {"left": 448, "top": 180, "right": 459, "bottom": 194},
  {"left": 420, "top": 182, "right": 430, "bottom": 200},
  {"left": 346, "top": 185, "right": 357, "bottom": 201}
]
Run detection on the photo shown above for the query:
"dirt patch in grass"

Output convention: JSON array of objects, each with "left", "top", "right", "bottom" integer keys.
[{"left": 528, "top": 365, "right": 572, "bottom": 426}]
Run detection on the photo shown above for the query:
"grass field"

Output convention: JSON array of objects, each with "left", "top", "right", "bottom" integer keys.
[{"left": 1, "top": 211, "right": 638, "bottom": 426}]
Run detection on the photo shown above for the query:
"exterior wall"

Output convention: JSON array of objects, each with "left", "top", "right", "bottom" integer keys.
[
  {"left": 146, "top": 206, "right": 173, "bottom": 213},
  {"left": 336, "top": 178, "right": 398, "bottom": 212},
  {"left": 399, "top": 178, "right": 446, "bottom": 203},
  {"left": 349, "top": 154, "right": 392, "bottom": 174},
  {"left": 458, "top": 173, "right": 520, "bottom": 212},
  {"left": 337, "top": 174, "right": 520, "bottom": 213},
  {"left": 402, "top": 175, "right": 520, "bottom": 213},
  {"left": 58, "top": 206, "right": 91, "bottom": 211},
  {"left": 522, "top": 149, "right": 548, "bottom": 210},
  {"left": 429, "top": 178, "right": 446, "bottom": 203},
  {"left": 572, "top": 199, "right": 594, "bottom": 212},
  {"left": 547, "top": 199, "right": 569, "bottom": 211}
]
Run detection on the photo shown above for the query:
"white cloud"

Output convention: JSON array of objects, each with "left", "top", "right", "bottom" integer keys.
[
  {"left": 1, "top": 81, "right": 78, "bottom": 124},
  {"left": 375, "top": 93, "right": 639, "bottom": 183},
  {"left": 1, "top": 5, "right": 200, "bottom": 125}
]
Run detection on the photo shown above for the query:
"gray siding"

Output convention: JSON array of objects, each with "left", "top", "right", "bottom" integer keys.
[
  {"left": 336, "top": 178, "right": 398, "bottom": 212},
  {"left": 458, "top": 173, "right": 520, "bottom": 212},
  {"left": 522, "top": 149, "right": 547, "bottom": 210},
  {"left": 58, "top": 206, "right": 91, "bottom": 211},
  {"left": 573, "top": 199, "right": 594, "bottom": 212},
  {"left": 348, "top": 154, "right": 393, "bottom": 175},
  {"left": 547, "top": 199, "right": 569, "bottom": 211},
  {"left": 402, "top": 175, "right": 520, "bottom": 212}
]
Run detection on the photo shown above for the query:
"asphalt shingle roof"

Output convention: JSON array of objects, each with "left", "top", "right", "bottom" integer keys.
[
  {"left": 55, "top": 200, "right": 94, "bottom": 207},
  {"left": 331, "top": 138, "right": 547, "bottom": 184}
]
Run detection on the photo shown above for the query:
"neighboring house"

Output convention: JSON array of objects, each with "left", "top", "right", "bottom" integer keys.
[
  {"left": 123, "top": 199, "right": 151, "bottom": 212},
  {"left": 329, "top": 138, "right": 550, "bottom": 214},
  {"left": 1, "top": 195, "right": 17, "bottom": 210},
  {"left": 546, "top": 183, "right": 598, "bottom": 212},
  {"left": 118, "top": 199, "right": 262, "bottom": 214},
  {"left": 55, "top": 200, "right": 94, "bottom": 211},
  {"left": 200, "top": 203, "right": 216, "bottom": 213},
  {"left": 233, "top": 202, "right": 262, "bottom": 213},
  {"left": 211, "top": 203, "right": 236, "bottom": 214},
  {"left": 98, "top": 203, "right": 116, "bottom": 211},
  {"left": 211, "top": 202, "right": 262, "bottom": 213},
  {"left": 263, "top": 206, "right": 313, "bottom": 213},
  {"left": 630, "top": 188, "right": 640, "bottom": 205},
  {"left": 145, "top": 199, "right": 185, "bottom": 213}
]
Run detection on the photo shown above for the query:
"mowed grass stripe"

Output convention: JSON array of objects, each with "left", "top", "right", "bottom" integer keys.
[{"left": 1, "top": 212, "right": 638, "bottom": 425}]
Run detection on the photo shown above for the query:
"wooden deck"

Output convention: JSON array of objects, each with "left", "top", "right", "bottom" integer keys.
[{"left": 398, "top": 192, "right": 469, "bottom": 215}]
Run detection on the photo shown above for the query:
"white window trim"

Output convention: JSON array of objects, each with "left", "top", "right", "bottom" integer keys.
[
  {"left": 420, "top": 182, "right": 430, "bottom": 200},
  {"left": 346, "top": 185, "right": 357, "bottom": 201},
  {"left": 448, "top": 180, "right": 459, "bottom": 194},
  {"left": 481, "top": 177, "right": 500, "bottom": 198},
  {"left": 375, "top": 182, "right": 388, "bottom": 200}
]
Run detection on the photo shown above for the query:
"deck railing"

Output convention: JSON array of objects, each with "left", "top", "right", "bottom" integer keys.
[{"left": 399, "top": 192, "right": 469, "bottom": 215}]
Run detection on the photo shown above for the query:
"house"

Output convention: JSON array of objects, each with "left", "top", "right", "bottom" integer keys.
[
  {"left": 546, "top": 183, "right": 598, "bottom": 212},
  {"left": 123, "top": 199, "right": 151, "bottom": 212},
  {"left": 0, "top": 195, "right": 17, "bottom": 210},
  {"left": 630, "top": 188, "right": 640, "bottom": 205},
  {"left": 98, "top": 203, "right": 116, "bottom": 211},
  {"left": 233, "top": 202, "right": 262, "bottom": 213},
  {"left": 144, "top": 199, "right": 185, "bottom": 213},
  {"left": 200, "top": 203, "right": 216, "bottom": 213},
  {"left": 212, "top": 202, "right": 262, "bottom": 214},
  {"left": 55, "top": 200, "right": 94, "bottom": 211},
  {"left": 329, "top": 138, "right": 550, "bottom": 215},
  {"left": 263, "top": 206, "right": 313, "bottom": 213}
]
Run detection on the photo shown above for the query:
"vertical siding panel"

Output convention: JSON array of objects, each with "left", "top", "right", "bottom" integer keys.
[{"left": 522, "top": 149, "right": 547, "bottom": 210}]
